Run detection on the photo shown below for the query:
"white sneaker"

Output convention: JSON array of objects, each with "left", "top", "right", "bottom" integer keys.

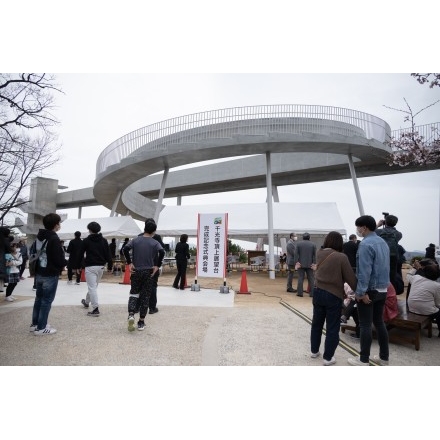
[
  {"left": 4, "top": 296, "right": 14, "bottom": 302},
  {"left": 29, "top": 324, "right": 37, "bottom": 332},
  {"left": 372, "top": 355, "right": 389, "bottom": 366},
  {"left": 128, "top": 315, "right": 135, "bottom": 332},
  {"left": 323, "top": 357, "right": 336, "bottom": 366},
  {"left": 10, "top": 295, "right": 16, "bottom": 300},
  {"left": 310, "top": 352, "right": 321, "bottom": 358},
  {"left": 34, "top": 325, "right": 57, "bottom": 336},
  {"left": 67, "top": 280, "right": 73, "bottom": 285},
  {"left": 347, "top": 357, "right": 370, "bottom": 366}
]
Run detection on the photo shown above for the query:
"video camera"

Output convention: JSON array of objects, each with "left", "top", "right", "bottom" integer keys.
[{"left": 381, "top": 212, "right": 389, "bottom": 228}]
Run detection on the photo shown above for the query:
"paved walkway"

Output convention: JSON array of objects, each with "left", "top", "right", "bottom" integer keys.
[{"left": 0, "top": 271, "right": 438, "bottom": 366}]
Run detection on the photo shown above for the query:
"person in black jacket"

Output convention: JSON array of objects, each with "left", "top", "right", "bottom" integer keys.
[
  {"left": 77, "top": 222, "right": 113, "bottom": 317},
  {"left": 18, "top": 239, "right": 29, "bottom": 280},
  {"left": 0, "top": 227, "right": 12, "bottom": 293},
  {"left": 425, "top": 243, "right": 436, "bottom": 260},
  {"left": 342, "top": 234, "right": 359, "bottom": 273},
  {"left": 109, "top": 238, "right": 117, "bottom": 259},
  {"left": 66, "top": 231, "right": 83, "bottom": 285},
  {"left": 120, "top": 238, "right": 129, "bottom": 262},
  {"left": 173, "top": 234, "right": 190, "bottom": 290},
  {"left": 31, "top": 213, "right": 67, "bottom": 335},
  {"left": 136, "top": 218, "right": 164, "bottom": 314}
]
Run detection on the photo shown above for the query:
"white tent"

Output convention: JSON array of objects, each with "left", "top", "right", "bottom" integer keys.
[
  {"left": 156, "top": 203, "right": 347, "bottom": 245},
  {"left": 58, "top": 216, "right": 142, "bottom": 240}
]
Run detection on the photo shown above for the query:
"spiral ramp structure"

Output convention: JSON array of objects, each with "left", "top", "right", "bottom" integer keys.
[
  {"left": 24, "top": 106, "right": 439, "bottom": 242},
  {"left": 92, "top": 105, "right": 396, "bottom": 221}
]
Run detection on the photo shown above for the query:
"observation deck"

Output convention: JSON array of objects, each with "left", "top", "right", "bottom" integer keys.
[{"left": 93, "top": 104, "right": 394, "bottom": 221}]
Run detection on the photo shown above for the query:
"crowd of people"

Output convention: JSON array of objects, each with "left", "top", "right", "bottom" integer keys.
[
  {"left": 285, "top": 213, "right": 439, "bottom": 366},
  {"left": 0, "top": 212, "right": 438, "bottom": 365},
  {"left": 0, "top": 214, "right": 178, "bottom": 335}
]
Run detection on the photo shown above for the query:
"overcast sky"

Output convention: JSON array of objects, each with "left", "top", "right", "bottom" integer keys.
[
  {"left": 5, "top": 3, "right": 439, "bottom": 253},
  {"left": 37, "top": 73, "right": 439, "bottom": 252}
]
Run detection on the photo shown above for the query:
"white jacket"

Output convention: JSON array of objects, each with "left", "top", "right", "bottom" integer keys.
[
  {"left": 407, "top": 274, "right": 440, "bottom": 315},
  {"left": 6, "top": 251, "right": 22, "bottom": 274}
]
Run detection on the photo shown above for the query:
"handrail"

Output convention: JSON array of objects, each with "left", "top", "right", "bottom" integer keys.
[
  {"left": 96, "top": 104, "right": 392, "bottom": 177},
  {"left": 390, "top": 122, "right": 440, "bottom": 144}
]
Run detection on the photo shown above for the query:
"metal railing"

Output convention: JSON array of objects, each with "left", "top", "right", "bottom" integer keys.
[
  {"left": 96, "top": 104, "right": 392, "bottom": 177},
  {"left": 391, "top": 122, "right": 440, "bottom": 144}
]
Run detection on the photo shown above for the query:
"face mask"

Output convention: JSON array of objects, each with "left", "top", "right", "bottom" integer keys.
[
  {"left": 356, "top": 227, "right": 363, "bottom": 238},
  {"left": 293, "top": 237, "right": 297, "bottom": 241}
]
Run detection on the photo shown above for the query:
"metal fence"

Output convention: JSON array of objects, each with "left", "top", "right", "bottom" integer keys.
[
  {"left": 391, "top": 122, "right": 440, "bottom": 143},
  {"left": 96, "top": 104, "right": 392, "bottom": 177}
]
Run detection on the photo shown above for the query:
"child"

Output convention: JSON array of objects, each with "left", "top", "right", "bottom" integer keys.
[
  {"left": 340, "top": 282, "right": 356, "bottom": 324},
  {"left": 4, "top": 243, "right": 23, "bottom": 301},
  {"left": 341, "top": 282, "right": 361, "bottom": 340}
]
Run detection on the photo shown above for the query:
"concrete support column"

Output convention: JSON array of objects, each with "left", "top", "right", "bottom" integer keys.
[
  {"left": 26, "top": 177, "right": 59, "bottom": 242},
  {"left": 347, "top": 153, "right": 365, "bottom": 215},
  {"left": 154, "top": 167, "right": 169, "bottom": 223},
  {"left": 110, "top": 190, "right": 122, "bottom": 217}
]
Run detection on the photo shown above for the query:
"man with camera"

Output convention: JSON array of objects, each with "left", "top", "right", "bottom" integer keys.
[{"left": 376, "top": 212, "right": 403, "bottom": 294}]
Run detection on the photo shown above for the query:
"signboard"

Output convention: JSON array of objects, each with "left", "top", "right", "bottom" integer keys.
[{"left": 196, "top": 213, "right": 228, "bottom": 278}]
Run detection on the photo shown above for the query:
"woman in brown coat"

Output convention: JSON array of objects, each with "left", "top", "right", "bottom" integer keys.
[{"left": 310, "top": 231, "right": 357, "bottom": 366}]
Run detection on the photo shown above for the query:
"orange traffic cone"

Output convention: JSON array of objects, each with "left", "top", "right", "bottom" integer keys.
[
  {"left": 237, "top": 269, "right": 251, "bottom": 294},
  {"left": 80, "top": 269, "right": 86, "bottom": 282},
  {"left": 119, "top": 266, "right": 131, "bottom": 285}
]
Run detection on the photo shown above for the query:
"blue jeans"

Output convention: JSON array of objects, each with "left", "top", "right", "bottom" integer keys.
[
  {"left": 357, "top": 290, "right": 389, "bottom": 363},
  {"left": 310, "top": 287, "right": 343, "bottom": 361},
  {"left": 32, "top": 274, "right": 59, "bottom": 330}
]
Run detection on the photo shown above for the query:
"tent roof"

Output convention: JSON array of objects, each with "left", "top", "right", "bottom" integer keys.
[
  {"left": 58, "top": 215, "right": 142, "bottom": 240},
  {"left": 156, "top": 203, "right": 347, "bottom": 242}
]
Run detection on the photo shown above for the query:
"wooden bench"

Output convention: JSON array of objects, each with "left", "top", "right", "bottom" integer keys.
[
  {"left": 341, "top": 303, "right": 432, "bottom": 351},
  {"left": 386, "top": 308, "right": 432, "bottom": 350}
]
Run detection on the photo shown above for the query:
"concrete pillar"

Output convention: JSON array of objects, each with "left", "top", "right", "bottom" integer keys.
[{"left": 26, "top": 177, "right": 59, "bottom": 242}]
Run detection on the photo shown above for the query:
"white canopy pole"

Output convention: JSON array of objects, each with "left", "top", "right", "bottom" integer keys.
[{"left": 265, "top": 152, "right": 275, "bottom": 280}]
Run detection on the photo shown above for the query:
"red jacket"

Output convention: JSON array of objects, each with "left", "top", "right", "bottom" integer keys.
[{"left": 383, "top": 283, "right": 398, "bottom": 322}]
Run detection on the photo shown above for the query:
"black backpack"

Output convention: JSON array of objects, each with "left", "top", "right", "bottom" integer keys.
[{"left": 379, "top": 231, "right": 398, "bottom": 259}]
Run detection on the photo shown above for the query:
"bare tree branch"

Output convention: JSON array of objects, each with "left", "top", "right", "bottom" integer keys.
[
  {"left": 0, "top": 73, "right": 62, "bottom": 224},
  {"left": 0, "top": 73, "right": 62, "bottom": 141}
]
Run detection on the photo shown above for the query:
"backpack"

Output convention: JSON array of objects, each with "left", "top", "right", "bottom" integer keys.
[
  {"left": 379, "top": 231, "right": 398, "bottom": 259},
  {"left": 28, "top": 239, "right": 48, "bottom": 271},
  {"left": 4, "top": 253, "right": 13, "bottom": 275}
]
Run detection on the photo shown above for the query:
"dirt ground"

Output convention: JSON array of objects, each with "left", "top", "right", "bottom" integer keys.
[
  {"left": 70, "top": 265, "right": 295, "bottom": 305},
  {"left": 77, "top": 263, "right": 412, "bottom": 308}
]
